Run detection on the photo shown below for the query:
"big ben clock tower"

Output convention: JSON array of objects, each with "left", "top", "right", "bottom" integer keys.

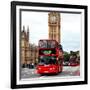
[{"left": 48, "top": 12, "right": 60, "bottom": 43}]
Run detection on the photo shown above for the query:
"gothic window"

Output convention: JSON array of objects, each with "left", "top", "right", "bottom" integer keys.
[
  {"left": 22, "top": 34, "right": 25, "bottom": 39},
  {"left": 21, "top": 40, "right": 25, "bottom": 47}
]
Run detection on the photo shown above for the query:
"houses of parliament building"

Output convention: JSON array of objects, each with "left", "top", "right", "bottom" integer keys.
[
  {"left": 21, "top": 26, "right": 38, "bottom": 68},
  {"left": 21, "top": 12, "right": 61, "bottom": 68}
]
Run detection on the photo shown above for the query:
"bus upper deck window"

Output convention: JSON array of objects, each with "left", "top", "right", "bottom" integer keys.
[{"left": 39, "top": 40, "right": 47, "bottom": 48}]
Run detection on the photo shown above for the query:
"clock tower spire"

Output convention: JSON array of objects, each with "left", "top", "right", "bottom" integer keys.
[{"left": 48, "top": 12, "right": 60, "bottom": 44}]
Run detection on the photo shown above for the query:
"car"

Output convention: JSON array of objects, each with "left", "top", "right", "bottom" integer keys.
[
  {"left": 63, "top": 62, "right": 69, "bottom": 66},
  {"left": 69, "top": 62, "right": 80, "bottom": 66}
]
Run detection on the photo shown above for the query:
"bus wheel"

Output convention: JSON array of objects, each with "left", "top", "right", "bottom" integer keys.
[
  {"left": 55, "top": 72, "right": 59, "bottom": 75},
  {"left": 40, "top": 74, "right": 44, "bottom": 76}
]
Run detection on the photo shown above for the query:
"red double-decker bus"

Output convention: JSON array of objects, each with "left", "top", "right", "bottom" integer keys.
[{"left": 36, "top": 39, "right": 64, "bottom": 74}]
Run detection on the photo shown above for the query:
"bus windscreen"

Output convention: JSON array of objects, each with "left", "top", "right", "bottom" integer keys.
[{"left": 38, "top": 56, "right": 57, "bottom": 65}]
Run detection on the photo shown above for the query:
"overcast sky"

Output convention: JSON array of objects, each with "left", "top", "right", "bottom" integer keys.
[{"left": 21, "top": 11, "right": 81, "bottom": 52}]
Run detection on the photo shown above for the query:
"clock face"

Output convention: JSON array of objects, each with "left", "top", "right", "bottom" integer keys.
[{"left": 50, "top": 15, "right": 57, "bottom": 23}]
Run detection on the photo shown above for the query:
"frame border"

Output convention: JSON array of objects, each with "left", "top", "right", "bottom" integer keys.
[{"left": 11, "top": 1, "right": 88, "bottom": 89}]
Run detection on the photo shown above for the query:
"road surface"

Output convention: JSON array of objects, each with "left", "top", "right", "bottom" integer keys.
[{"left": 20, "top": 66, "right": 80, "bottom": 79}]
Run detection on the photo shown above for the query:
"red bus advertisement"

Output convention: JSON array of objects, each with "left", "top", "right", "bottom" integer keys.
[{"left": 36, "top": 40, "right": 64, "bottom": 74}]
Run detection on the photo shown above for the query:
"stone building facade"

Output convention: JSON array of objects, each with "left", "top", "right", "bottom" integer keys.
[{"left": 20, "top": 26, "right": 38, "bottom": 68}]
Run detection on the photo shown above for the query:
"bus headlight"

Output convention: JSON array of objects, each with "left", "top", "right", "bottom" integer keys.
[
  {"left": 50, "top": 68, "right": 52, "bottom": 70},
  {"left": 38, "top": 68, "right": 41, "bottom": 70},
  {"left": 50, "top": 67, "right": 55, "bottom": 70}
]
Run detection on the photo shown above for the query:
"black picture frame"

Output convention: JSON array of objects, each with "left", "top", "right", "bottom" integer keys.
[{"left": 11, "top": 1, "right": 88, "bottom": 89}]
